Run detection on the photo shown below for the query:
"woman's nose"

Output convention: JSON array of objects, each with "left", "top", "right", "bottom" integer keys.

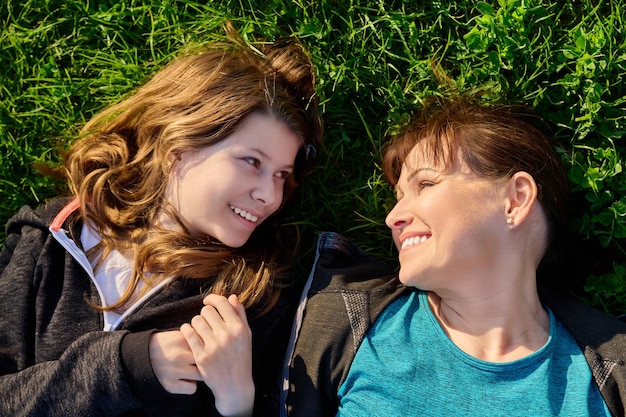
[{"left": 385, "top": 200, "right": 409, "bottom": 230}]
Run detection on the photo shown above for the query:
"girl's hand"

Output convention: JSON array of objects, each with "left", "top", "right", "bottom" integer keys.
[
  {"left": 149, "top": 330, "right": 201, "bottom": 394},
  {"left": 180, "top": 294, "right": 254, "bottom": 417}
]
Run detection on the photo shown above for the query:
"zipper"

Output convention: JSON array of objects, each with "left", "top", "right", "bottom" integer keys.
[{"left": 49, "top": 199, "right": 177, "bottom": 331}]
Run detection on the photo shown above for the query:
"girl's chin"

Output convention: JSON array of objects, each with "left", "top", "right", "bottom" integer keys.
[{"left": 218, "top": 231, "right": 254, "bottom": 248}]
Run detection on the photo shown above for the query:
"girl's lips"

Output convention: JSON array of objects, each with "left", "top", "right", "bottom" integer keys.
[
  {"left": 400, "top": 234, "right": 431, "bottom": 250},
  {"left": 229, "top": 205, "right": 259, "bottom": 223}
]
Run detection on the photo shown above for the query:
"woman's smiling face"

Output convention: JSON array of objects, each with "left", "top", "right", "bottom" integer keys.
[
  {"left": 385, "top": 142, "right": 508, "bottom": 290},
  {"left": 162, "top": 112, "right": 301, "bottom": 248}
]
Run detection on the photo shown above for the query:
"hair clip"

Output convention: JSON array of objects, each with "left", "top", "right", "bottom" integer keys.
[{"left": 305, "top": 143, "right": 317, "bottom": 160}]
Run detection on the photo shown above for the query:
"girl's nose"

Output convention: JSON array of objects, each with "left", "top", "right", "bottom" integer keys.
[{"left": 251, "top": 175, "right": 279, "bottom": 206}]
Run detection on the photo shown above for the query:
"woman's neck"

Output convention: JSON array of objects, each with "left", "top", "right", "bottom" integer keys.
[{"left": 427, "top": 286, "right": 550, "bottom": 363}]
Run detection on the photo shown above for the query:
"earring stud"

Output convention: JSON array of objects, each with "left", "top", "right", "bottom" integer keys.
[{"left": 506, "top": 218, "right": 513, "bottom": 225}]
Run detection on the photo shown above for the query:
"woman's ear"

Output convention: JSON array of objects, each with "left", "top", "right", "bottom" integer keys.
[{"left": 503, "top": 171, "right": 538, "bottom": 226}]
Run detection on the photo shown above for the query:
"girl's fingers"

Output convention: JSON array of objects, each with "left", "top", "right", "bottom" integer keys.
[
  {"left": 188, "top": 295, "right": 252, "bottom": 360},
  {"left": 178, "top": 364, "right": 202, "bottom": 382},
  {"left": 149, "top": 330, "right": 202, "bottom": 394},
  {"left": 180, "top": 322, "right": 203, "bottom": 346},
  {"left": 184, "top": 315, "right": 216, "bottom": 348},
  {"left": 202, "top": 295, "right": 243, "bottom": 326},
  {"left": 227, "top": 294, "right": 249, "bottom": 326}
]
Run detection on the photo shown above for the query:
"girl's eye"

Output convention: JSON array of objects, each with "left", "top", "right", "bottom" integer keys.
[
  {"left": 275, "top": 171, "right": 292, "bottom": 180},
  {"left": 243, "top": 157, "right": 260, "bottom": 169},
  {"left": 242, "top": 156, "right": 291, "bottom": 179}
]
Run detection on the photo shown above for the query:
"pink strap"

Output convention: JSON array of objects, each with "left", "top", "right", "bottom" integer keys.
[{"left": 50, "top": 197, "right": 81, "bottom": 231}]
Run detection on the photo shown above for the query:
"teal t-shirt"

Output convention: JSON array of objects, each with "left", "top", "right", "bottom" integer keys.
[{"left": 336, "top": 291, "right": 611, "bottom": 417}]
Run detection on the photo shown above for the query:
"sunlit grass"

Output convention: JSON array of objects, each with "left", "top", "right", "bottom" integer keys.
[{"left": 2, "top": 0, "right": 626, "bottom": 312}]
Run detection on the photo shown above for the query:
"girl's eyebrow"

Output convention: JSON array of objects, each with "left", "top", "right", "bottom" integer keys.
[
  {"left": 248, "top": 147, "right": 295, "bottom": 169},
  {"left": 248, "top": 147, "right": 269, "bottom": 159}
]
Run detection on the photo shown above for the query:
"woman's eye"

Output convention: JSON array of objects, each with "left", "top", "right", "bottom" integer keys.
[
  {"left": 414, "top": 180, "right": 436, "bottom": 193},
  {"left": 394, "top": 189, "right": 403, "bottom": 202}
]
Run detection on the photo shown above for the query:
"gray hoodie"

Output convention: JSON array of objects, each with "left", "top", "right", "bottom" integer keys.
[
  {"left": 281, "top": 232, "right": 626, "bottom": 417},
  {"left": 0, "top": 197, "right": 295, "bottom": 416}
]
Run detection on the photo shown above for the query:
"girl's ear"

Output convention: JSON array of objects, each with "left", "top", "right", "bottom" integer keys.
[
  {"left": 167, "top": 151, "right": 181, "bottom": 167},
  {"left": 503, "top": 171, "right": 538, "bottom": 226}
]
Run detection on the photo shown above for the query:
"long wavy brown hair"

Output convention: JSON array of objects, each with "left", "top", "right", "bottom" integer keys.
[{"left": 60, "top": 24, "right": 323, "bottom": 315}]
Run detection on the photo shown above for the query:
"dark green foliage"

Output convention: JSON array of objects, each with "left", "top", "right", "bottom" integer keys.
[{"left": 1, "top": 0, "right": 625, "bottom": 313}]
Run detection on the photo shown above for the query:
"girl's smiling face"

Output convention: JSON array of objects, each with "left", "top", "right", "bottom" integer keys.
[
  {"left": 385, "top": 142, "right": 508, "bottom": 290},
  {"left": 162, "top": 112, "right": 301, "bottom": 248}
]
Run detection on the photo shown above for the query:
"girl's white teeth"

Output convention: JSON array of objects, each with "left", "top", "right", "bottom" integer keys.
[
  {"left": 230, "top": 205, "right": 259, "bottom": 223},
  {"left": 401, "top": 235, "right": 429, "bottom": 249}
]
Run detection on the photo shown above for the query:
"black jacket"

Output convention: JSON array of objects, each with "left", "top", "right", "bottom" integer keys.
[
  {"left": 0, "top": 198, "right": 296, "bottom": 416},
  {"left": 281, "top": 232, "right": 626, "bottom": 417}
]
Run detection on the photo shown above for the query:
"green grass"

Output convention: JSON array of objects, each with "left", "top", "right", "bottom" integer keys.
[{"left": 2, "top": 0, "right": 626, "bottom": 314}]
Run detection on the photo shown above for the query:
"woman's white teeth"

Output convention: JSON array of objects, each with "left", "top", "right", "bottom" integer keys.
[
  {"left": 401, "top": 235, "right": 429, "bottom": 249},
  {"left": 230, "top": 205, "right": 259, "bottom": 223}
]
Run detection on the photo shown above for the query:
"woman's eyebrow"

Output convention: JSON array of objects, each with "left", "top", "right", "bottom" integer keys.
[{"left": 406, "top": 167, "right": 439, "bottom": 182}]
